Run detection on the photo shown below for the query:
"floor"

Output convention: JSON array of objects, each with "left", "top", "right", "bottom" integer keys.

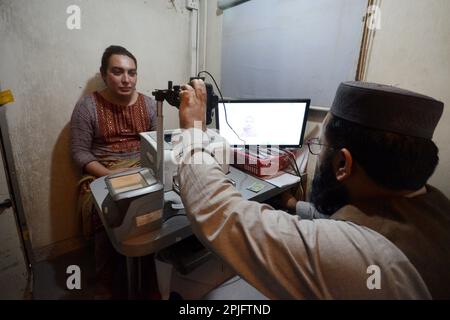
[
  {"left": 30, "top": 237, "right": 237, "bottom": 300},
  {"left": 0, "top": 208, "right": 31, "bottom": 300},
  {"left": 32, "top": 242, "right": 95, "bottom": 300}
]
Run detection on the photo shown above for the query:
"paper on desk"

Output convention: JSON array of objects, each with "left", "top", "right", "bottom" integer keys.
[{"left": 263, "top": 172, "right": 301, "bottom": 188}]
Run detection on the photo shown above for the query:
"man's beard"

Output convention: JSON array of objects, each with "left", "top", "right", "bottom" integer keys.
[{"left": 310, "top": 152, "right": 350, "bottom": 216}]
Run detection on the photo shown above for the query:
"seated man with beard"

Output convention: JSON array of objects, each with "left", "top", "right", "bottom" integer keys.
[{"left": 177, "top": 80, "right": 450, "bottom": 299}]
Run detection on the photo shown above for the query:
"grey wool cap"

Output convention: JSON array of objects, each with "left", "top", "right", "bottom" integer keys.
[{"left": 330, "top": 82, "right": 444, "bottom": 139}]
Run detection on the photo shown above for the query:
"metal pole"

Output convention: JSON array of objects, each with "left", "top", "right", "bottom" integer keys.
[
  {"left": 156, "top": 100, "right": 164, "bottom": 185},
  {"left": 126, "top": 257, "right": 136, "bottom": 299},
  {"left": 137, "top": 256, "right": 142, "bottom": 297}
]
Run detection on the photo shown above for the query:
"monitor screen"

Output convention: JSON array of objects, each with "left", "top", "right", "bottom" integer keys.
[{"left": 216, "top": 99, "right": 310, "bottom": 147}]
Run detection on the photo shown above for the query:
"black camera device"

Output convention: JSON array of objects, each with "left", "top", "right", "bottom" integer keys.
[{"left": 152, "top": 77, "right": 218, "bottom": 125}]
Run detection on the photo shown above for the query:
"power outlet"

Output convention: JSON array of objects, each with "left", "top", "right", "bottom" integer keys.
[{"left": 186, "top": 0, "right": 199, "bottom": 10}]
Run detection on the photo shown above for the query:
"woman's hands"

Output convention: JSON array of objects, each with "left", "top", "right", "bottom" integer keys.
[{"left": 84, "top": 161, "right": 132, "bottom": 178}]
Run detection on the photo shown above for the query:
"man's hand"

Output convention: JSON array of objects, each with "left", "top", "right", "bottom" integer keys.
[
  {"left": 279, "top": 190, "right": 300, "bottom": 212},
  {"left": 179, "top": 79, "right": 207, "bottom": 131}
]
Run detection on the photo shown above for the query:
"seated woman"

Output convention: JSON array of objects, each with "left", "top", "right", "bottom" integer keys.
[{"left": 70, "top": 45, "right": 157, "bottom": 299}]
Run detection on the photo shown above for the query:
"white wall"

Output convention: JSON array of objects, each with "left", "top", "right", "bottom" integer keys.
[
  {"left": 198, "top": 0, "right": 224, "bottom": 130},
  {"left": 0, "top": 0, "right": 192, "bottom": 256},
  {"left": 364, "top": 0, "right": 450, "bottom": 197},
  {"left": 200, "top": 0, "right": 223, "bottom": 86}
]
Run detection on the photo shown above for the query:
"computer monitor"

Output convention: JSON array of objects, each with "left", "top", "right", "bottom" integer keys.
[{"left": 215, "top": 99, "right": 310, "bottom": 147}]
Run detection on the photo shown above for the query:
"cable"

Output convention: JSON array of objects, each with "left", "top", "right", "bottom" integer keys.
[
  {"left": 197, "top": 70, "right": 245, "bottom": 145},
  {"left": 280, "top": 148, "right": 301, "bottom": 178},
  {"left": 288, "top": 156, "right": 301, "bottom": 177},
  {"left": 280, "top": 148, "right": 304, "bottom": 199}
]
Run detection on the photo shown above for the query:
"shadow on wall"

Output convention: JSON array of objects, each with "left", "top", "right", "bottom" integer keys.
[{"left": 48, "top": 75, "right": 104, "bottom": 256}]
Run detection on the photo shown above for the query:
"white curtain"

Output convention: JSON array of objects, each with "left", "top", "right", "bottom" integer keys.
[{"left": 221, "top": 0, "right": 368, "bottom": 107}]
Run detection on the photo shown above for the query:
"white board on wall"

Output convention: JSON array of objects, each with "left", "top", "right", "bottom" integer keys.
[{"left": 221, "top": 0, "right": 368, "bottom": 107}]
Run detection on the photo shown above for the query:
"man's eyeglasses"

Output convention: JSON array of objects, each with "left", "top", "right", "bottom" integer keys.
[{"left": 306, "top": 138, "right": 336, "bottom": 155}]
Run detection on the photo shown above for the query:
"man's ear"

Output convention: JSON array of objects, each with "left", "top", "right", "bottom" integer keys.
[{"left": 334, "top": 148, "right": 353, "bottom": 182}]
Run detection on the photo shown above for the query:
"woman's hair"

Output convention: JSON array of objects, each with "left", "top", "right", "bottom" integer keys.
[{"left": 100, "top": 45, "right": 137, "bottom": 76}]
